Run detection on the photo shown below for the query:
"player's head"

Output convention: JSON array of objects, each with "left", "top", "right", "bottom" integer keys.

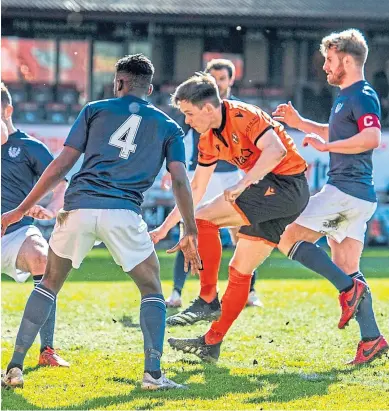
[
  {"left": 204, "top": 59, "right": 236, "bottom": 99},
  {"left": 1, "top": 82, "right": 13, "bottom": 124},
  {"left": 171, "top": 73, "right": 222, "bottom": 133},
  {"left": 320, "top": 29, "right": 368, "bottom": 86},
  {"left": 114, "top": 54, "right": 154, "bottom": 98}
]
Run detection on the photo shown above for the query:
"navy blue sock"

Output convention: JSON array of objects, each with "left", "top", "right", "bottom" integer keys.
[
  {"left": 8, "top": 284, "right": 56, "bottom": 371},
  {"left": 140, "top": 294, "right": 166, "bottom": 373},
  {"left": 173, "top": 250, "right": 188, "bottom": 294},
  {"left": 33, "top": 276, "right": 56, "bottom": 351},
  {"left": 250, "top": 270, "right": 257, "bottom": 292},
  {"left": 350, "top": 272, "right": 380, "bottom": 340},
  {"left": 289, "top": 241, "right": 353, "bottom": 292}
]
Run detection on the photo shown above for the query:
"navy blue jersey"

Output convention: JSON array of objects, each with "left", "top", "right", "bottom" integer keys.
[
  {"left": 327, "top": 80, "right": 381, "bottom": 202},
  {"left": 1, "top": 130, "right": 54, "bottom": 235},
  {"left": 64, "top": 95, "right": 185, "bottom": 213},
  {"left": 179, "top": 96, "right": 240, "bottom": 172}
]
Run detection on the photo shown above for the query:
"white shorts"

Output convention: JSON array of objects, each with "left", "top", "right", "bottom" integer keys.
[
  {"left": 1, "top": 225, "right": 43, "bottom": 283},
  {"left": 49, "top": 209, "right": 154, "bottom": 272},
  {"left": 188, "top": 169, "right": 243, "bottom": 206},
  {"left": 295, "top": 184, "right": 377, "bottom": 244}
]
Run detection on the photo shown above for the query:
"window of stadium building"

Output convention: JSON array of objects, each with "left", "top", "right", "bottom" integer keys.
[
  {"left": 59, "top": 40, "right": 90, "bottom": 104},
  {"left": 1, "top": 37, "right": 56, "bottom": 84},
  {"left": 93, "top": 42, "right": 123, "bottom": 100}
]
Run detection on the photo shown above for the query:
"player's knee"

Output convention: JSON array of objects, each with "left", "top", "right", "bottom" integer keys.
[{"left": 28, "top": 250, "right": 48, "bottom": 275}]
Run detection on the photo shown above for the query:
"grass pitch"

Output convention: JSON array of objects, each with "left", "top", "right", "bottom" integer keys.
[{"left": 2, "top": 248, "right": 389, "bottom": 410}]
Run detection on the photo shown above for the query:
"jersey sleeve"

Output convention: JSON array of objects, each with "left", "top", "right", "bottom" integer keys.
[
  {"left": 64, "top": 104, "right": 91, "bottom": 153},
  {"left": 352, "top": 90, "right": 381, "bottom": 131},
  {"left": 28, "top": 140, "right": 54, "bottom": 176},
  {"left": 246, "top": 109, "right": 275, "bottom": 145},
  {"left": 197, "top": 131, "right": 219, "bottom": 167},
  {"left": 164, "top": 123, "right": 186, "bottom": 171}
]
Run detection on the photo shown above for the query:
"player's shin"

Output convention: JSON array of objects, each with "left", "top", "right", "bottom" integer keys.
[
  {"left": 34, "top": 275, "right": 56, "bottom": 351},
  {"left": 7, "top": 284, "right": 56, "bottom": 372},
  {"left": 197, "top": 219, "right": 222, "bottom": 303},
  {"left": 140, "top": 294, "right": 166, "bottom": 378},
  {"left": 351, "top": 272, "right": 380, "bottom": 340},
  {"left": 205, "top": 266, "right": 252, "bottom": 345}
]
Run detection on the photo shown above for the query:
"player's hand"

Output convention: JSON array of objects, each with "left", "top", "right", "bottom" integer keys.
[
  {"left": 161, "top": 172, "right": 172, "bottom": 191},
  {"left": 1, "top": 208, "right": 25, "bottom": 237},
  {"left": 149, "top": 225, "right": 170, "bottom": 244},
  {"left": 272, "top": 101, "right": 302, "bottom": 129},
  {"left": 25, "top": 205, "right": 56, "bottom": 220},
  {"left": 224, "top": 181, "right": 247, "bottom": 202},
  {"left": 302, "top": 133, "right": 328, "bottom": 152},
  {"left": 167, "top": 233, "right": 202, "bottom": 275}
]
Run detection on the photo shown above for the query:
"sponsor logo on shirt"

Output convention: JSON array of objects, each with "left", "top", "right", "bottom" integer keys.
[
  {"left": 8, "top": 146, "right": 21, "bottom": 158},
  {"left": 232, "top": 133, "right": 239, "bottom": 144}
]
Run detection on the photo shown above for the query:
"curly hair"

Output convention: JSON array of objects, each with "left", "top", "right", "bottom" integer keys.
[{"left": 320, "top": 29, "right": 368, "bottom": 66}]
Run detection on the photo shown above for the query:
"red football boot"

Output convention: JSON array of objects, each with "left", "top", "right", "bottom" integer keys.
[
  {"left": 347, "top": 335, "right": 389, "bottom": 365},
  {"left": 38, "top": 347, "right": 70, "bottom": 367},
  {"left": 338, "top": 278, "right": 368, "bottom": 329}
]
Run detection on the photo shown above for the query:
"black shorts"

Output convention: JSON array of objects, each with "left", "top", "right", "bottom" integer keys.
[{"left": 234, "top": 172, "right": 310, "bottom": 246}]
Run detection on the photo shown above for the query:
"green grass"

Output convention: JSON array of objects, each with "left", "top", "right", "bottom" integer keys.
[{"left": 2, "top": 248, "right": 389, "bottom": 410}]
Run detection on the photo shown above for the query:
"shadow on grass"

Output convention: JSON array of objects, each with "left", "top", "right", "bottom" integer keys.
[{"left": 1, "top": 363, "right": 362, "bottom": 410}]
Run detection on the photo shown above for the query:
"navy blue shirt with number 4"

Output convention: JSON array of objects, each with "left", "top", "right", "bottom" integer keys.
[{"left": 64, "top": 95, "right": 186, "bottom": 214}]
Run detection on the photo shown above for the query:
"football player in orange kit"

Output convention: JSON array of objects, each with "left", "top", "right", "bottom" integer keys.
[{"left": 150, "top": 73, "right": 310, "bottom": 361}]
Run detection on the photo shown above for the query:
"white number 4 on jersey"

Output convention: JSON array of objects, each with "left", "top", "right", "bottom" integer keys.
[{"left": 109, "top": 114, "right": 142, "bottom": 159}]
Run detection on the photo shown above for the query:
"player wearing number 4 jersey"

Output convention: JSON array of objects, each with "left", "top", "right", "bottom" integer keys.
[
  {"left": 1, "top": 54, "right": 201, "bottom": 390},
  {"left": 275, "top": 29, "right": 387, "bottom": 365}
]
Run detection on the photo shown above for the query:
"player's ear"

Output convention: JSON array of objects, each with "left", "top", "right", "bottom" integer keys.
[
  {"left": 4, "top": 105, "right": 13, "bottom": 120},
  {"left": 147, "top": 84, "right": 153, "bottom": 96}
]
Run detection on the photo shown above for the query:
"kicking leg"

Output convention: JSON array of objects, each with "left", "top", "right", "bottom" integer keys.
[
  {"left": 166, "top": 194, "right": 246, "bottom": 326},
  {"left": 279, "top": 223, "right": 368, "bottom": 328},
  {"left": 169, "top": 238, "right": 273, "bottom": 361}
]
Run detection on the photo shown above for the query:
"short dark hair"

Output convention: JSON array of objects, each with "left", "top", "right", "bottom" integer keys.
[
  {"left": 115, "top": 54, "right": 154, "bottom": 91},
  {"left": 171, "top": 72, "right": 221, "bottom": 109},
  {"left": 1, "top": 83, "right": 12, "bottom": 106},
  {"left": 205, "top": 59, "right": 235, "bottom": 79}
]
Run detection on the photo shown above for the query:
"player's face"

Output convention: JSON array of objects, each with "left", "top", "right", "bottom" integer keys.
[
  {"left": 209, "top": 68, "right": 233, "bottom": 99},
  {"left": 1, "top": 104, "right": 13, "bottom": 123},
  {"left": 323, "top": 49, "right": 346, "bottom": 86},
  {"left": 180, "top": 101, "right": 214, "bottom": 133}
]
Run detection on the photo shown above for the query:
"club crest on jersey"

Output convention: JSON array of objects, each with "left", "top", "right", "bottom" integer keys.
[
  {"left": 232, "top": 133, "right": 239, "bottom": 144},
  {"left": 335, "top": 103, "right": 343, "bottom": 113},
  {"left": 8, "top": 146, "right": 21, "bottom": 158}
]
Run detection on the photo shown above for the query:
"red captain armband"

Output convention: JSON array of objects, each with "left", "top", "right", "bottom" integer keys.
[{"left": 357, "top": 114, "right": 381, "bottom": 132}]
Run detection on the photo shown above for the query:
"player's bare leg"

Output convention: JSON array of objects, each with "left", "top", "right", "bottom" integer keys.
[
  {"left": 168, "top": 238, "right": 274, "bottom": 361},
  {"left": 328, "top": 237, "right": 387, "bottom": 365},
  {"left": 2, "top": 249, "right": 72, "bottom": 388}
]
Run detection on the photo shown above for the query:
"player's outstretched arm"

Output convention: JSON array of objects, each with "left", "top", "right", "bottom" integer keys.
[
  {"left": 272, "top": 101, "right": 329, "bottom": 141},
  {"left": 25, "top": 180, "right": 68, "bottom": 220},
  {"left": 166, "top": 161, "right": 202, "bottom": 275},
  {"left": 150, "top": 163, "right": 215, "bottom": 243},
  {"left": 1, "top": 147, "right": 81, "bottom": 236}
]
